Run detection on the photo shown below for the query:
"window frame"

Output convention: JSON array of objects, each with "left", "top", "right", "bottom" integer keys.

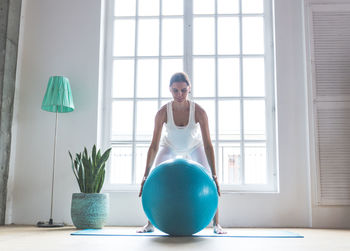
[{"left": 100, "top": 0, "right": 278, "bottom": 193}]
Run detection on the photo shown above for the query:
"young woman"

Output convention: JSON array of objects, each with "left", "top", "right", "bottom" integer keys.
[{"left": 137, "top": 72, "right": 226, "bottom": 234}]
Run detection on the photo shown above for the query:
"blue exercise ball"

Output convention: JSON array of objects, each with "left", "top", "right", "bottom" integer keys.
[{"left": 142, "top": 158, "right": 218, "bottom": 236}]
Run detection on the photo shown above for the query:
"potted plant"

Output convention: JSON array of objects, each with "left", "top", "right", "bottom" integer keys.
[{"left": 69, "top": 145, "right": 112, "bottom": 229}]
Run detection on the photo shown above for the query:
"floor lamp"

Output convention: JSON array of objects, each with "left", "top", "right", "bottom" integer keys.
[{"left": 37, "top": 76, "right": 75, "bottom": 227}]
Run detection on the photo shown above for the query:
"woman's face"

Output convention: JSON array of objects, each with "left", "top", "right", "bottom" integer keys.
[{"left": 170, "top": 81, "right": 190, "bottom": 103}]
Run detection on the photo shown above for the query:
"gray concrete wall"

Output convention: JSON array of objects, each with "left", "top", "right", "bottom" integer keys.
[{"left": 0, "top": 0, "right": 22, "bottom": 225}]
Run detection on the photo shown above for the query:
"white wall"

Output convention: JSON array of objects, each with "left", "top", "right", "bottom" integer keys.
[{"left": 6, "top": 0, "right": 320, "bottom": 227}]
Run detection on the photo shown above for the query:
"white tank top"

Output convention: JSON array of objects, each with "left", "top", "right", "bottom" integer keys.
[{"left": 161, "top": 100, "right": 202, "bottom": 154}]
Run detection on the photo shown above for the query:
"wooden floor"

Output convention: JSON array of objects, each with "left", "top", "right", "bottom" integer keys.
[{"left": 1, "top": 225, "right": 350, "bottom": 251}]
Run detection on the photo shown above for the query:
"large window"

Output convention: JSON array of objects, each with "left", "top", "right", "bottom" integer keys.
[{"left": 101, "top": 0, "right": 277, "bottom": 192}]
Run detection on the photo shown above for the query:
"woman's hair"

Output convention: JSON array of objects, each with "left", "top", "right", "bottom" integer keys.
[{"left": 169, "top": 72, "right": 191, "bottom": 87}]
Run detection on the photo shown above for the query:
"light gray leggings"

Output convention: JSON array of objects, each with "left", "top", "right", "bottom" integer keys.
[{"left": 155, "top": 144, "right": 212, "bottom": 175}]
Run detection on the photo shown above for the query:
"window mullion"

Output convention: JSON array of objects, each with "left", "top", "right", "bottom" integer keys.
[
  {"left": 264, "top": 0, "right": 277, "bottom": 189},
  {"left": 131, "top": 0, "right": 140, "bottom": 184},
  {"left": 184, "top": 0, "right": 193, "bottom": 80},
  {"left": 158, "top": 0, "right": 162, "bottom": 109},
  {"left": 214, "top": 0, "right": 220, "bottom": 181},
  {"left": 239, "top": 0, "right": 246, "bottom": 185},
  {"left": 105, "top": 0, "right": 115, "bottom": 187}
]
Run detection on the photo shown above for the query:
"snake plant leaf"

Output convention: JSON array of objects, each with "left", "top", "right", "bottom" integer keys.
[
  {"left": 92, "top": 167, "right": 101, "bottom": 192},
  {"left": 97, "top": 150, "right": 101, "bottom": 160},
  {"left": 94, "top": 165, "right": 105, "bottom": 193},
  {"left": 77, "top": 158, "right": 85, "bottom": 192},
  {"left": 82, "top": 154, "right": 91, "bottom": 185},
  {"left": 97, "top": 148, "right": 112, "bottom": 170},
  {"left": 92, "top": 144, "right": 97, "bottom": 168},
  {"left": 96, "top": 168, "right": 105, "bottom": 193}
]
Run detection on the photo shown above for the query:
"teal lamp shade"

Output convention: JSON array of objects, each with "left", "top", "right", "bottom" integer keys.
[{"left": 41, "top": 76, "right": 75, "bottom": 113}]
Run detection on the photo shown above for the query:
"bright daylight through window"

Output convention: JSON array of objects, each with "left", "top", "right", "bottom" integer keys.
[{"left": 102, "top": 0, "right": 276, "bottom": 192}]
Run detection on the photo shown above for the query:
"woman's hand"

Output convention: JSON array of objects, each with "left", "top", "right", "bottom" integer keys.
[
  {"left": 213, "top": 176, "right": 221, "bottom": 196},
  {"left": 138, "top": 176, "right": 147, "bottom": 197}
]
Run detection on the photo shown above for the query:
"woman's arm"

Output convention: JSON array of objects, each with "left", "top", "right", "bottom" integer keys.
[
  {"left": 195, "top": 104, "right": 216, "bottom": 175},
  {"left": 139, "top": 105, "right": 166, "bottom": 196},
  {"left": 143, "top": 106, "right": 166, "bottom": 175},
  {"left": 195, "top": 104, "right": 221, "bottom": 196}
]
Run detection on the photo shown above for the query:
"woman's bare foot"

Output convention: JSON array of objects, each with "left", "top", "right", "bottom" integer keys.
[
  {"left": 136, "top": 222, "right": 154, "bottom": 233},
  {"left": 213, "top": 224, "right": 227, "bottom": 234}
]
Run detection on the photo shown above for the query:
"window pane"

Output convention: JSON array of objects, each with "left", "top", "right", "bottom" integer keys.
[
  {"left": 242, "top": 17, "right": 264, "bottom": 54},
  {"left": 244, "top": 100, "right": 266, "bottom": 140},
  {"left": 112, "top": 101, "right": 133, "bottom": 140},
  {"left": 161, "top": 59, "right": 183, "bottom": 98},
  {"left": 162, "top": 0, "right": 183, "bottom": 15},
  {"left": 138, "top": 0, "right": 159, "bottom": 16},
  {"left": 217, "top": 0, "right": 239, "bottom": 14},
  {"left": 244, "top": 143, "right": 267, "bottom": 184},
  {"left": 218, "top": 100, "right": 240, "bottom": 140},
  {"left": 218, "top": 143, "right": 241, "bottom": 185},
  {"left": 113, "top": 20, "right": 135, "bottom": 56},
  {"left": 195, "top": 99, "right": 216, "bottom": 140},
  {"left": 193, "top": 58, "right": 215, "bottom": 97},
  {"left": 137, "top": 59, "right": 159, "bottom": 97},
  {"left": 135, "top": 144, "right": 150, "bottom": 184},
  {"left": 242, "top": 0, "right": 264, "bottom": 14},
  {"left": 138, "top": 19, "right": 159, "bottom": 56},
  {"left": 110, "top": 146, "right": 132, "bottom": 184},
  {"left": 218, "top": 58, "right": 240, "bottom": 97},
  {"left": 243, "top": 57, "right": 265, "bottom": 96},
  {"left": 193, "top": 17, "right": 215, "bottom": 55},
  {"left": 218, "top": 17, "right": 240, "bottom": 55},
  {"left": 113, "top": 60, "right": 134, "bottom": 98},
  {"left": 162, "top": 18, "right": 183, "bottom": 56},
  {"left": 193, "top": 0, "right": 214, "bottom": 14},
  {"left": 114, "top": 0, "right": 136, "bottom": 16},
  {"left": 136, "top": 100, "right": 158, "bottom": 141}
]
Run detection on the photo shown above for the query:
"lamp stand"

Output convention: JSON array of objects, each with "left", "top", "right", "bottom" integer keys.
[{"left": 37, "top": 110, "right": 64, "bottom": 227}]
